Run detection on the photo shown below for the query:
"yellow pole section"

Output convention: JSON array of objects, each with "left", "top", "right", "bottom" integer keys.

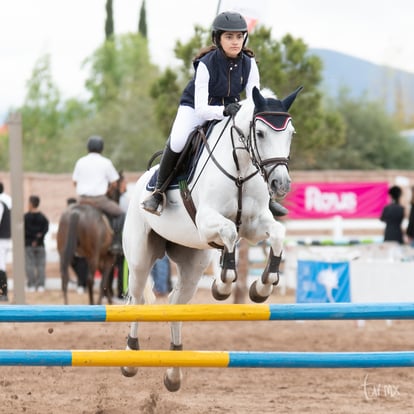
[
  {"left": 105, "top": 304, "right": 271, "bottom": 322},
  {"left": 72, "top": 350, "right": 230, "bottom": 367}
]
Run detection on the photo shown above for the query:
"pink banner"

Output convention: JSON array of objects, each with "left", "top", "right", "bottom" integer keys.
[{"left": 284, "top": 182, "right": 389, "bottom": 219}]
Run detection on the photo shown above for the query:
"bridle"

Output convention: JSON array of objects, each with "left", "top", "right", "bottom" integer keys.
[{"left": 239, "top": 110, "right": 292, "bottom": 183}]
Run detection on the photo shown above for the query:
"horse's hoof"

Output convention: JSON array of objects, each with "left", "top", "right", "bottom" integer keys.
[
  {"left": 211, "top": 280, "right": 231, "bottom": 301},
  {"left": 164, "top": 374, "right": 181, "bottom": 392},
  {"left": 249, "top": 280, "right": 269, "bottom": 303},
  {"left": 121, "top": 366, "right": 138, "bottom": 377}
]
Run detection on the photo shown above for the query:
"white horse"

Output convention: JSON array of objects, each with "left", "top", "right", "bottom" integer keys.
[{"left": 121, "top": 86, "right": 302, "bottom": 391}]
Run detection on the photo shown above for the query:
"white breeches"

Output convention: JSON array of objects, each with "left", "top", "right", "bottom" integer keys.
[
  {"left": 0, "top": 239, "right": 11, "bottom": 271},
  {"left": 169, "top": 106, "right": 204, "bottom": 153}
]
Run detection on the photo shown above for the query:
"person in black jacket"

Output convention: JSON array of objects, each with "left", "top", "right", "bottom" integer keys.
[
  {"left": 0, "top": 182, "right": 12, "bottom": 301},
  {"left": 380, "top": 185, "right": 405, "bottom": 244},
  {"left": 24, "top": 195, "right": 49, "bottom": 292},
  {"left": 406, "top": 186, "right": 414, "bottom": 246}
]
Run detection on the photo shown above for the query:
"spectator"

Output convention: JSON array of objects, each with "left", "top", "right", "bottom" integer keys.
[
  {"left": 380, "top": 185, "right": 404, "bottom": 244},
  {"left": 24, "top": 195, "right": 49, "bottom": 292},
  {"left": 0, "top": 182, "right": 12, "bottom": 301},
  {"left": 406, "top": 186, "right": 414, "bottom": 247},
  {"left": 151, "top": 255, "right": 173, "bottom": 297}
]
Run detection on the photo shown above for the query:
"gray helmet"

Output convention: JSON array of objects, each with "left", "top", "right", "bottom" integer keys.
[
  {"left": 87, "top": 135, "right": 104, "bottom": 153},
  {"left": 212, "top": 11, "right": 248, "bottom": 46}
]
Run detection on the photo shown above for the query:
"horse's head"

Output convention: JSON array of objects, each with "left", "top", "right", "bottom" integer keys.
[{"left": 250, "top": 86, "right": 302, "bottom": 200}]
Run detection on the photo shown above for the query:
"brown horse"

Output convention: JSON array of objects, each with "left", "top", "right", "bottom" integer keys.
[{"left": 57, "top": 203, "right": 116, "bottom": 305}]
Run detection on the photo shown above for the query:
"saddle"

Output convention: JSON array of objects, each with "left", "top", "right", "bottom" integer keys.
[
  {"left": 145, "top": 120, "right": 223, "bottom": 249},
  {"left": 146, "top": 121, "right": 217, "bottom": 192}
]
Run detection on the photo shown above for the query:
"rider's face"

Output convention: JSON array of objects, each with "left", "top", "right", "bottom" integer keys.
[{"left": 220, "top": 31, "right": 244, "bottom": 58}]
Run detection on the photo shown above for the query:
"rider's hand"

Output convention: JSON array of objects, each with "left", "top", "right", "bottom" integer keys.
[{"left": 223, "top": 103, "right": 241, "bottom": 117}]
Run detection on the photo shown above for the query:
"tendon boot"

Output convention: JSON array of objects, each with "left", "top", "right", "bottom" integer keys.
[
  {"left": 0, "top": 270, "right": 8, "bottom": 301},
  {"left": 110, "top": 214, "right": 125, "bottom": 255},
  {"left": 142, "top": 143, "right": 180, "bottom": 216},
  {"left": 269, "top": 200, "right": 289, "bottom": 217}
]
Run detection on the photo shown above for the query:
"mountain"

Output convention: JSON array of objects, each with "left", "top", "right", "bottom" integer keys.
[{"left": 309, "top": 48, "right": 414, "bottom": 118}]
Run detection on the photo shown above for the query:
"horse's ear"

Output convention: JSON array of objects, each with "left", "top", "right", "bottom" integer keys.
[
  {"left": 253, "top": 86, "right": 266, "bottom": 109},
  {"left": 282, "top": 86, "right": 303, "bottom": 111}
]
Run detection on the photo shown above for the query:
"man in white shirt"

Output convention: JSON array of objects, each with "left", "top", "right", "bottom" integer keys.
[{"left": 72, "top": 136, "right": 124, "bottom": 253}]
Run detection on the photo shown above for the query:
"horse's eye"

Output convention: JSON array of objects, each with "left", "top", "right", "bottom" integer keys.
[{"left": 256, "top": 130, "right": 264, "bottom": 139}]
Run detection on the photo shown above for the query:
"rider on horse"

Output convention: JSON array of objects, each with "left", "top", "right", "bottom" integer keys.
[
  {"left": 141, "top": 11, "right": 288, "bottom": 218},
  {"left": 72, "top": 135, "right": 125, "bottom": 254}
]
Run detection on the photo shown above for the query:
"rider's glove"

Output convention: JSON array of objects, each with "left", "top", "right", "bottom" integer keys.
[{"left": 223, "top": 103, "right": 241, "bottom": 117}]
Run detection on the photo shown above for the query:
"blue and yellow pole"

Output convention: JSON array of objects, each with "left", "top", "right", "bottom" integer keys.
[
  {"left": 2, "top": 303, "right": 414, "bottom": 323},
  {"left": 1, "top": 350, "right": 414, "bottom": 368}
]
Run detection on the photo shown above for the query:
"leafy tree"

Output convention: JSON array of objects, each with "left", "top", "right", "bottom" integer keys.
[
  {"left": 62, "top": 33, "right": 163, "bottom": 171},
  {"left": 321, "top": 91, "right": 414, "bottom": 169},
  {"left": 105, "top": 0, "right": 114, "bottom": 40},
  {"left": 138, "top": 0, "right": 147, "bottom": 38},
  {"left": 0, "top": 128, "right": 9, "bottom": 170},
  {"left": 151, "top": 25, "right": 345, "bottom": 170},
  {"left": 20, "top": 54, "right": 64, "bottom": 171}
]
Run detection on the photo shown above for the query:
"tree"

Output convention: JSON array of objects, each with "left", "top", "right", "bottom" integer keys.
[
  {"left": 151, "top": 25, "right": 346, "bottom": 170},
  {"left": 20, "top": 54, "right": 64, "bottom": 171},
  {"left": 138, "top": 0, "right": 147, "bottom": 38},
  {"left": 65, "top": 33, "right": 163, "bottom": 171},
  {"left": 321, "top": 91, "right": 414, "bottom": 169},
  {"left": 105, "top": 0, "right": 114, "bottom": 40}
]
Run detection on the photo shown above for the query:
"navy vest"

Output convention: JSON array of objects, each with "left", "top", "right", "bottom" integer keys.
[
  {"left": 0, "top": 201, "right": 11, "bottom": 239},
  {"left": 180, "top": 49, "right": 252, "bottom": 108}
]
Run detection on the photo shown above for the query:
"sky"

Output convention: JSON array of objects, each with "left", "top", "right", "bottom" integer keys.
[{"left": 1, "top": 0, "right": 413, "bottom": 122}]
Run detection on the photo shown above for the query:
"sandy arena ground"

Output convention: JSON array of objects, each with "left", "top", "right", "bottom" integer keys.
[{"left": 1, "top": 279, "right": 414, "bottom": 414}]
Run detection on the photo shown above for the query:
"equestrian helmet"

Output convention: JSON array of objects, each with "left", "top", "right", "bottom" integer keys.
[
  {"left": 212, "top": 11, "right": 248, "bottom": 46},
  {"left": 87, "top": 135, "right": 104, "bottom": 153}
]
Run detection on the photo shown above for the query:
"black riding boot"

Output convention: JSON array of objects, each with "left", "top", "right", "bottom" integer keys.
[
  {"left": 141, "top": 143, "right": 181, "bottom": 216},
  {"left": 0, "top": 270, "right": 8, "bottom": 301},
  {"left": 110, "top": 213, "right": 125, "bottom": 255},
  {"left": 269, "top": 200, "right": 289, "bottom": 217}
]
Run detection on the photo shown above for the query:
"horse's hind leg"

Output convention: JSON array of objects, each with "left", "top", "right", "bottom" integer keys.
[
  {"left": 120, "top": 230, "right": 161, "bottom": 378},
  {"left": 163, "top": 246, "right": 212, "bottom": 392}
]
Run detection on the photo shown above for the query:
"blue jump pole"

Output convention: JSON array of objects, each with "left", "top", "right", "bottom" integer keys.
[
  {"left": 1, "top": 303, "right": 414, "bottom": 323},
  {"left": 0, "top": 350, "right": 414, "bottom": 368}
]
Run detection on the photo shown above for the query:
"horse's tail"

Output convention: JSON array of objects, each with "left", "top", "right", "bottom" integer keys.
[{"left": 143, "top": 278, "right": 156, "bottom": 304}]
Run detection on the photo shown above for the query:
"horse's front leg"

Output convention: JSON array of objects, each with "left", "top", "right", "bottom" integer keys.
[
  {"left": 249, "top": 218, "right": 285, "bottom": 303},
  {"left": 211, "top": 247, "right": 238, "bottom": 300},
  {"left": 196, "top": 211, "right": 238, "bottom": 301}
]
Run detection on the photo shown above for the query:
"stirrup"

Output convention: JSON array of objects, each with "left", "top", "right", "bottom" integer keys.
[{"left": 141, "top": 191, "right": 165, "bottom": 216}]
